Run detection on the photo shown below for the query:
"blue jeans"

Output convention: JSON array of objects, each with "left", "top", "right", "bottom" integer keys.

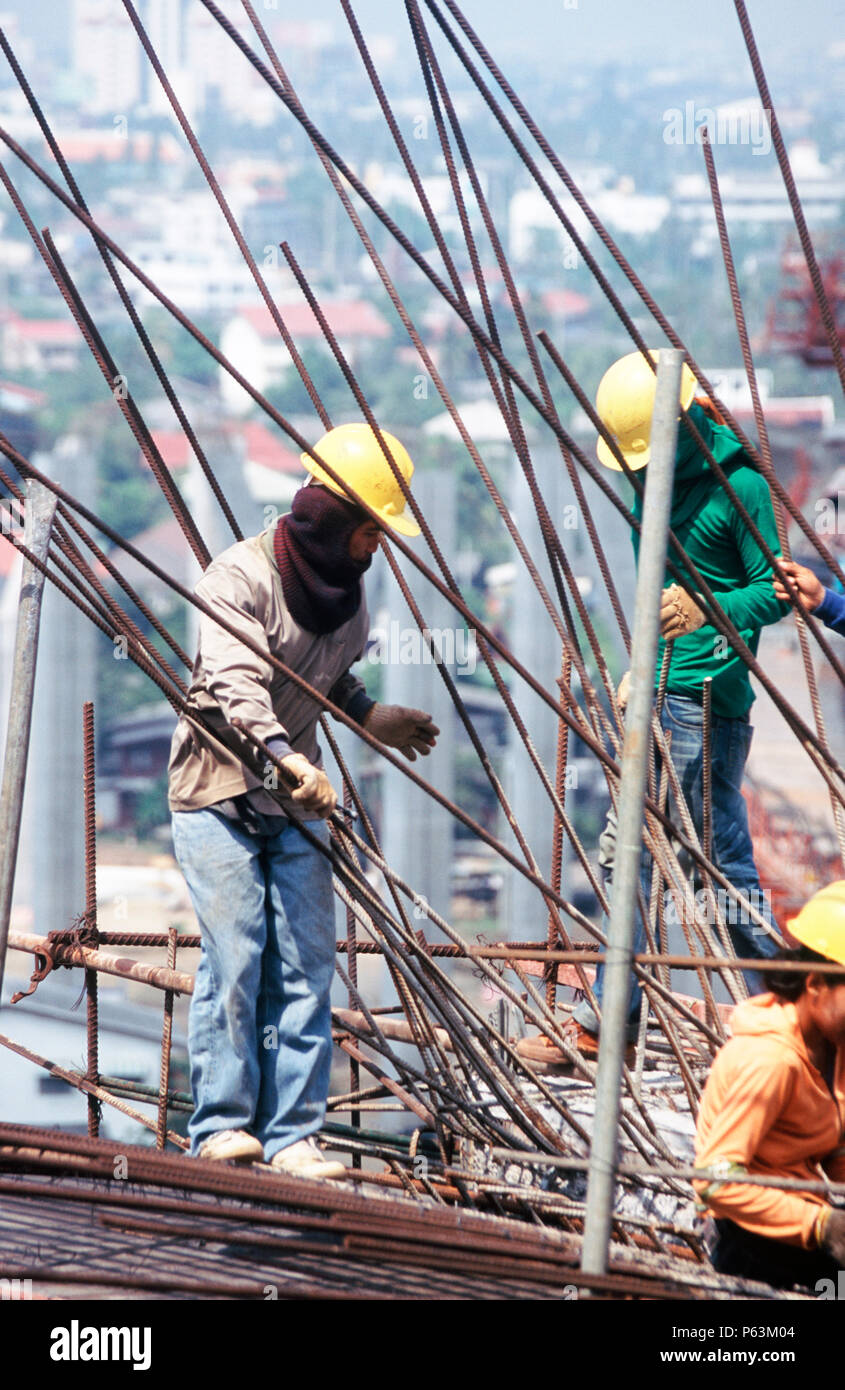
[
  {"left": 172, "top": 807, "right": 336, "bottom": 1158},
  {"left": 574, "top": 693, "right": 777, "bottom": 1035}
]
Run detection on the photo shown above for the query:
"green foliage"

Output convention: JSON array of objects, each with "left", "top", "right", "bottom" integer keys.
[
  {"left": 95, "top": 417, "right": 170, "bottom": 541},
  {"left": 38, "top": 369, "right": 106, "bottom": 441},
  {"left": 139, "top": 308, "right": 220, "bottom": 388},
  {"left": 133, "top": 771, "right": 171, "bottom": 839},
  {"left": 453, "top": 746, "right": 502, "bottom": 839}
]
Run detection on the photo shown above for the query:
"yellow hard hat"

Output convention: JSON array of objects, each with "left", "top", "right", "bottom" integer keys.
[
  {"left": 595, "top": 349, "right": 697, "bottom": 472},
  {"left": 301, "top": 423, "right": 420, "bottom": 537},
  {"left": 787, "top": 881, "right": 845, "bottom": 968}
]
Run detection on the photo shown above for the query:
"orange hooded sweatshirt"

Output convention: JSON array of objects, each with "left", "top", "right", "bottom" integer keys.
[{"left": 694, "top": 993, "right": 845, "bottom": 1248}]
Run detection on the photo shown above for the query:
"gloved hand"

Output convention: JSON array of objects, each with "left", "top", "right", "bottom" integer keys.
[
  {"left": 280, "top": 753, "right": 337, "bottom": 818},
  {"left": 363, "top": 703, "right": 440, "bottom": 761},
  {"left": 660, "top": 584, "right": 706, "bottom": 640},
  {"left": 819, "top": 1207, "right": 845, "bottom": 1265},
  {"left": 616, "top": 670, "right": 631, "bottom": 712}
]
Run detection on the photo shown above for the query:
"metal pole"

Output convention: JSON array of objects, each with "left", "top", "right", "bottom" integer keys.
[
  {"left": 83, "top": 700, "right": 100, "bottom": 1137},
  {"left": 581, "top": 349, "right": 683, "bottom": 1276},
  {"left": 0, "top": 480, "right": 57, "bottom": 1001}
]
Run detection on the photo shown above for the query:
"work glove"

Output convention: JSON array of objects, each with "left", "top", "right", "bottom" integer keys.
[
  {"left": 659, "top": 584, "right": 706, "bottom": 640},
  {"left": 819, "top": 1207, "right": 845, "bottom": 1265},
  {"left": 363, "top": 703, "right": 440, "bottom": 761},
  {"left": 280, "top": 752, "right": 337, "bottom": 818},
  {"left": 616, "top": 670, "right": 631, "bottom": 712}
]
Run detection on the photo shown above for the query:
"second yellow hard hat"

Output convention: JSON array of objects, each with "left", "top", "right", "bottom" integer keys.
[
  {"left": 595, "top": 349, "right": 697, "bottom": 472},
  {"left": 787, "top": 881, "right": 845, "bottom": 968}
]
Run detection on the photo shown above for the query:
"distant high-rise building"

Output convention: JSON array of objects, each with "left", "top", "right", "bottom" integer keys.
[
  {"left": 72, "top": 0, "right": 141, "bottom": 116},
  {"left": 144, "top": 0, "right": 184, "bottom": 71},
  {"left": 184, "top": 0, "right": 251, "bottom": 117},
  {"left": 142, "top": 0, "right": 194, "bottom": 116}
]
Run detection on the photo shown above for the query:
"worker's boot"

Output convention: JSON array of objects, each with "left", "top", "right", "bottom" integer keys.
[
  {"left": 571, "top": 1021, "right": 636, "bottom": 1069},
  {"left": 516, "top": 1024, "right": 636, "bottom": 1072},
  {"left": 269, "top": 1137, "right": 347, "bottom": 1181},
  {"left": 197, "top": 1129, "right": 264, "bottom": 1163},
  {"left": 515, "top": 1027, "right": 578, "bottom": 1073}
]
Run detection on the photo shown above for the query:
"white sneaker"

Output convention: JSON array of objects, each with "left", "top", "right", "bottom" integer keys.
[
  {"left": 269, "top": 1137, "right": 347, "bottom": 1181},
  {"left": 197, "top": 1129, "right": 263, "bottom": 1163}
]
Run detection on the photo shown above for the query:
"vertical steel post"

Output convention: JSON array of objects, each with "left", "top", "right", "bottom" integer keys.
[
  {"left": 581, "top": 350, "right": 683, "bottom": 1276},
  {"left": 83, "top": 700, "right": 100, "bottom": 1137},
  {"left": 0, "top": 480, "right": 57, "bottom": 1001},
  {"left": 546, "top": 648, "right": 571, "bottom": 1009},
  {"left": 343, "top": 774, "right": 362, "bottom": 1168}
]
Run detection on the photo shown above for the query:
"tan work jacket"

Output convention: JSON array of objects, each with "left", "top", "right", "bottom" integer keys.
[{"left": 168, "top": 527, "right": 370, "bottom": 818}]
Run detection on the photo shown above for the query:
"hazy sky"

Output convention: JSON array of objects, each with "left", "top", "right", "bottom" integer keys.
[
  {"left": 7, "top": 2, "right": 844, "bottom": 78},
  {"left": 307, "top": 0, "right": 845, "bottom": 67}
]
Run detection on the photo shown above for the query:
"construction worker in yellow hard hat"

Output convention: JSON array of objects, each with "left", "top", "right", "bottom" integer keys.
[
  {"left": 571, "top": 349, "right": 792, "bottom": 1050},
  {"left": 520, "top": 348, "right": 791, "bottom": 1076},
  {"left": 168, "top": 420, "right": 438, "bottom": 1179},
  {"left": 693, "top": 881, "right": 845, "bottom": 1290}
]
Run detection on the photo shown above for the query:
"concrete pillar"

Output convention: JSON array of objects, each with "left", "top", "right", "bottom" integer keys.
[
  {"left": 380, "top": 469, "right": 455, "bottom": 931},
  {"left": 29, "top": 437, "right": 97, "bottom": 941},
  {"left": 505, "top": 444, "right": 570, "bottom": 939}
]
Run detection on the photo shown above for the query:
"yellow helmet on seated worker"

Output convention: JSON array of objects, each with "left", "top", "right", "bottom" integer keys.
[
  {"left": 595, "top": 349, "right": 697, "bottom": 472},
  {"left": 301, "top": 423, "right": 420, "bottom": 537},
  {"left": 787, "top": 881, "right": 845, "bottom": 968}
]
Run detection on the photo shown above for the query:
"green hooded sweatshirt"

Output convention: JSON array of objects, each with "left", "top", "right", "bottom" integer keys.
[{"left": 631, "top": 402, "right": 789, "bottom": 718}]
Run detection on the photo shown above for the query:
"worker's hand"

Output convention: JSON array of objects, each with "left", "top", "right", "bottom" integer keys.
[
  {"left": 819, "top": 1207, "right": 845, "bottom": 1264},
  {"left": 659, "top": 584, "right": 706, "bottom": 640},
  {"left": 616, "top": 670, "right": 631, "bottom": 712},
  {"left": 772, "top": 559, "right": 825, "bottom": 612},
  {"left": 363, "top": 703, "right": 440, "bottom": 761},
  {"left": 280, "top": 753, "right": 337, "bottom": 818}
]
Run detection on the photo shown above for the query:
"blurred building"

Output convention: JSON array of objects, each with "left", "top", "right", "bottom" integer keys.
[
  {"left": 219, "top": 299, "right": 391, "bottom": 413},
  {"left": 72, "top": 0, "right": 142, "bottom": 115}
]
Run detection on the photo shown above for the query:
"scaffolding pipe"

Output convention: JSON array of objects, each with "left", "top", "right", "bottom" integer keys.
[
  {"left": 0, "top": 480, "right": 57, "bottom": 1001},
  {"left": 581, "top": 349, "right": 683, "bottom": 1277}
]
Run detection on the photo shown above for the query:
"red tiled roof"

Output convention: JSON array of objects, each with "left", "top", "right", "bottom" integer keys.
[
  {"left": 7, "top": 317, "right": 78, "bottom": 344},
  {"left": 118, "top": 515, "right": 189, "bottom": 562},
  {"left": 540, "top": 288, "right": 592, "bottom": 318},
  {"left": 0, "top": 379, "right": 47, "bottom": 406},
  {"left": 240, "top": 422, "right": 302, "bottom": 474},
  {"left": 237, "top": 300, "right": 391, "bottom": 342},
  {"left": 148, "top": 430, "right": 192, "bottom": 470}
]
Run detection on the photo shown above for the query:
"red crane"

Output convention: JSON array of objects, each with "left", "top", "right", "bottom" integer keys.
[{"left": 765, "top": 239, "right": 845, "bottom": 367}]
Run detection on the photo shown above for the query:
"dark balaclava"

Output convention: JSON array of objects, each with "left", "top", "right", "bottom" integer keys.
[{"left": 273, "top": 484, "right": 373, "bottom": 634}]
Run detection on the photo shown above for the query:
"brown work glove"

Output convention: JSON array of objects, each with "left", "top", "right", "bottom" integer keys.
[
  {"left": 616, "top": 670, "right": 631, "bottom": 712},
  {"left": 280, "top": 753, "right": 337, "bottom": 818},
  {"left": 819, "top": 1207, "right": 845, "bottom": 1265},
  {"left": 363, "top": 703, "right": 440, "bottom": 761},
  {"left": 659, "top": 584, "right": 706, "bottom": 640}
]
